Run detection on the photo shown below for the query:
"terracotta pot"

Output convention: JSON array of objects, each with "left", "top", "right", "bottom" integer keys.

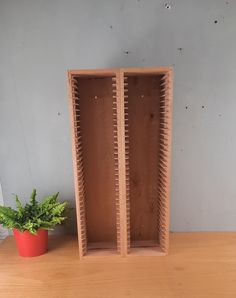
[{"left": 13, "top": 228, "right": 48, "bottom": 257}]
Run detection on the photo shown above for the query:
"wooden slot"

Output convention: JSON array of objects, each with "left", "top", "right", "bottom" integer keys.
[
  {"left": 124, "top": 71, "right": 172, "bottom": 256},
  {"left": 69, "top": 74, "right": 120, "bottom": 257}
]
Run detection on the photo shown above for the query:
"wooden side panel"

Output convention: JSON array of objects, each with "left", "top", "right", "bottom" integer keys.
[
  {"left": 67, "top": 73, "right": 87, "bottom": 258},
  {"left": 158, "top": 70, "right": 173, "bottom": 253},
  {"left": 123, "top": 74, "right": 130, "bottom": 253},
  {"left": 112, "top": 75, "right": 121, "bottom": 254},
  {"left": 116, "top": 70, "right": 128, "bottom": 256}
]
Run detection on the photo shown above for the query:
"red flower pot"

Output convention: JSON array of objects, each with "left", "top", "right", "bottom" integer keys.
[{"left": 13, "top": 228, "right": 48, "bottom": 257}]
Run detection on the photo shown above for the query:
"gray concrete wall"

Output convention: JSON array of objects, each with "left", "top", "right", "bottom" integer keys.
[{"left": 1, "top": 0, "right": 236, "bottom": 232}]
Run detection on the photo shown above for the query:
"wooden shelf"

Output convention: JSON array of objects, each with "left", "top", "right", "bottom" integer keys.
[
  {"left": 68, "top": 67, "right": 173, "bottom": 258},
  {"left": 1, "top": 233, "right": 236, "bottom": 297}
]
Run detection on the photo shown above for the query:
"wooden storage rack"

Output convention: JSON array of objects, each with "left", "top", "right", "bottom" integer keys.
[{"left": 68, "top": 67, "right": 173, "bottom": 258}]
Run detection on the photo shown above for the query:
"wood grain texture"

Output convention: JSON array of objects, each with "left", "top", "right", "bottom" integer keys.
[
  {"left": 116, "top": 69, "right": 128, "bottom": 256},
  {"left": 78, "top": 77, "right": 117, "bottom": 246},
  {"left": 67, "top": 72, "right": 85, "bottom": 258},
  {"left": 68, "top": 67, "right": 172, "bottom": 76},
  {"left": 127, "top": 75, "right": 161, "bottom": 246},
  {"left": 1, "top": 233, "right": 236, "bottom": 298}
]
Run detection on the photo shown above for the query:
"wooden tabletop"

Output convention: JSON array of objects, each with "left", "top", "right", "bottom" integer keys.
[{"left": 0, "top": 233, "right": 236, "bottom": 298}]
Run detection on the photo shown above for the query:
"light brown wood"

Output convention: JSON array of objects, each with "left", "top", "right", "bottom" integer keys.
[
  {"left": 69, "top": 68, "right": 118, "bottom": 76},
  {"left": 67, "top": 67, "right": 173, "bottom": 257},
  {"left": 116, "top": 69, "right": 128, "bottom": 256},
  {"left": 67, "top": 72, "right": 84, "bottom": 258},
  {"left": 1, "top": 233, "right": 236, "bottom": 298},
  {"left": 127, "top": 75, "right": 161, "bottom": 247},
  {"left": 69, "top": 67, "right": 171, "bottom": 76}
]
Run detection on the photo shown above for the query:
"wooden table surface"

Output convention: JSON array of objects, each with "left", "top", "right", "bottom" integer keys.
[{"left": 1, "top": 233, "right": 236, "bottom": 298}]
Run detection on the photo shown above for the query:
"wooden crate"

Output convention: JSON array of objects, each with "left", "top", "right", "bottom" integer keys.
[{"left": 68, "top": 67, "right": 173, "bottom": 258}]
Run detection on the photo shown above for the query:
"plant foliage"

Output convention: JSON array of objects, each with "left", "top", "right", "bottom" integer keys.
[{"left": 0, "top": 189, "right": 68, "bottom": 234}]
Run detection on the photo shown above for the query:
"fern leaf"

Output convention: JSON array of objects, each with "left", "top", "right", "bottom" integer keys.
[
  {"left": 30, "top": 189, "right": 37, "bottom": 207},
  {"left": 0, "top": 206, "right": 19, "bottom": 229},
  {"left": 15, "top": 195, "right": 24, "bottom": 218}
]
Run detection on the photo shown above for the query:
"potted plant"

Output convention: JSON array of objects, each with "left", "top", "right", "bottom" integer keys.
[{"left": 0, "top": 189, "right": 67, "bottom": 257}]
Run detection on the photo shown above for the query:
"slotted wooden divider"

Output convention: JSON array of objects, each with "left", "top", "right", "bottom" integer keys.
[{"left": 68, "top": 67, "right": 173, "bottom": 258}]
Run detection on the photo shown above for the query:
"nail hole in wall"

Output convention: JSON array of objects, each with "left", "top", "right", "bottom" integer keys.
[{"left": 165, "top": 3, "right": 172, "bottom": 9}]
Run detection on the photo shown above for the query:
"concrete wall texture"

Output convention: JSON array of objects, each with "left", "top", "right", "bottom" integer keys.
[{"left": 1, "top": 0, "right": 236, "bottom": 232}]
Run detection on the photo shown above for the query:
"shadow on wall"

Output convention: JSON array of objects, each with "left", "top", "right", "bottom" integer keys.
[
  {"left": 0, "top": 183, "right": 9, "bottom": 239},
  {"left": 52, "top": 206, "right": 77, "bottom": 235}
]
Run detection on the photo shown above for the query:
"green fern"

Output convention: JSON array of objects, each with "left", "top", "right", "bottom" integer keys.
[{"left": 0, "top": 189, "right": 68, "bottom": 234}]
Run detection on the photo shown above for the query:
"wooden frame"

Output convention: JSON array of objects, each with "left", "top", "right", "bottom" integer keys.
[{"left": 67, "top": 67, "right": 173, "bottom": 258}]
